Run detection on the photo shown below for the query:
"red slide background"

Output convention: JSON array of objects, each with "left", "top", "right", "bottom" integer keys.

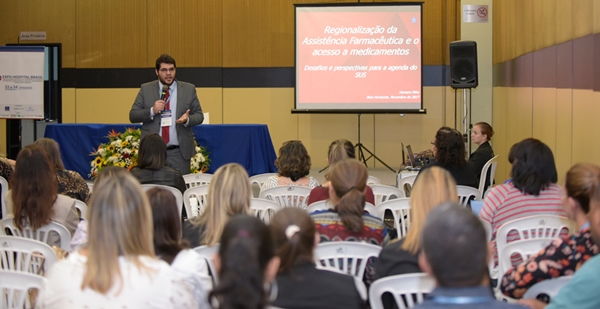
[{"left": 297, "top": 9, "right": 421, "bottom": 105}]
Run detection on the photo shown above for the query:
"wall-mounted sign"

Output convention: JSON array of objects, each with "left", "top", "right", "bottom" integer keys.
[
  {"left": 19, "top": 32, "right": 46, "bottom": 40},
  {"left": 463, "top": 5, "right": 488, "bottom": 23}
]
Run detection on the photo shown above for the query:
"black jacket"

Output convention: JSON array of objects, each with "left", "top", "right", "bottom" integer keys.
[{"left": 130, "top": 166, "right": 187, "bottom": 194}]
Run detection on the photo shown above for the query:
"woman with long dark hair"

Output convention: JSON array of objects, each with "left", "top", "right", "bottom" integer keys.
[
  {"left": 210, "top": 215, "right": 280, "bottom": 309},
  {"left": 6, "top": 145, "right": 78, "bottom": 247}
]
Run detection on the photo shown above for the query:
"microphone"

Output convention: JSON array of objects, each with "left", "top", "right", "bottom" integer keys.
[{"left": 160, "top": 85, "right": 169, "bottom": 100}]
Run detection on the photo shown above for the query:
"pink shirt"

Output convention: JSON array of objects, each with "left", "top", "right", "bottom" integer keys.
[{"left": 480, "top": 182, "right": 567, "bottom": 265}]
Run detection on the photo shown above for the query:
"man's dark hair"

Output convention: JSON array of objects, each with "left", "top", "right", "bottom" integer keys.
[
  {"left": 422, "top": 202, "right": 488, "bottom": 287},
  {"left": 137, "top": 133, "right": 167, "bottom": 170},
  {"left": 155, "top": 54, "right": 176, "bottom": 70},
  {"left": 508, "top": 138, "right": 557, "bottom": 195}
]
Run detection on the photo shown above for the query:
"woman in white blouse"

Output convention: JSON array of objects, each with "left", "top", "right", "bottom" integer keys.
[
  {"left": 36, "top": 172, "right": 196, "bottom": 309},
  {"left": 261, "top": 140, "right": 319, "bottom": 192}
]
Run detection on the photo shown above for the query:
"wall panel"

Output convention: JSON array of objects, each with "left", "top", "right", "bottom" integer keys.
[
  {"left": 147, "top": 0, "right": 222, "bottom": 67},
  {"left": 62, "top": 89, "right": 76, "bottom": 123},
  {"left": 555, "top": 1, "right": 573, "bottom": 45},
  {"left": 492, "top": 87, "right": 508, "bottom": 183},
  {"left": 76, "top": 0, "right": 147, "bottom": 68},
  {"left": 573, "top": 0, "right": 593, "bottom": 39},
  {"left": 555, "top": 89, "right": 573, "bottom": 184},
  {"left": 198, "top": 88, "right": 224, "bottom": 124},
  {"left": 572, "top": 90, "right": 600, "bottom": 166},
  {"left": 75, "top": 89, "right": 140, "bottom": 123}
]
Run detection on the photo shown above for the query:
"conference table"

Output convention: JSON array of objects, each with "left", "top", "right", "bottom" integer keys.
[{"left": 44, "top": 124, "right": 278, "bottom": 179}]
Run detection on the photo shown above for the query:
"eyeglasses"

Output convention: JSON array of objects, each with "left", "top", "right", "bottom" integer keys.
[{"left": 159, "top": 68, "right": 176, "bottom": 73}]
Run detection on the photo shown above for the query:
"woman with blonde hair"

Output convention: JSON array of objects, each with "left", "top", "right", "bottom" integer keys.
[
  {"left": 375, "top": 166, "right": 457, "bottom": 280},
  {"left": 37, "top": 169, "right": 196, "bottom": 308},
  {"left": 183, "top": 163, "right": 252, "bottom": 247}
]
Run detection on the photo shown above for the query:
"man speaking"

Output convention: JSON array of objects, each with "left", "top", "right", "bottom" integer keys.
[{"left": 129, "top": 54, "right": 204, "bottom": 175}]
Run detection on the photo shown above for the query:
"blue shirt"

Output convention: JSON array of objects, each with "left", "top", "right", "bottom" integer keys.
[
  {"left": 413, "top": 286, "right": 527, "bottom": 309},
  {"left": 546, "top": 254, "right": 600, "bottom": 309}
]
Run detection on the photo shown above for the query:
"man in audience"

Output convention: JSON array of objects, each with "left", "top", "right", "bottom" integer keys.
[
  {"left": 519, "top": 178, "right": 600, "bottom": 309},
  {"left": 414, "top": 202, "right": 526, "bottom": 309}
]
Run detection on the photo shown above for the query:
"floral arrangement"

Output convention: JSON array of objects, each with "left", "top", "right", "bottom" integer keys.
[
  {"left": 89, "top": 128, "right": 210, "bottom": 179},
  {"left": 89, "top": 128, "right": 141, "bottom": 179},
  {"left": 191, "top": 141, "right": 211, "bottom": 174}
]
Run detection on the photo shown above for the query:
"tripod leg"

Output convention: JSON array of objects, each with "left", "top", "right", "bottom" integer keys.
[
  {"left": 359, "top": 144, "right": 397, "bottom": 173},
  {"left": 355, "top": 143, "right": 370, "bottom": 168}
]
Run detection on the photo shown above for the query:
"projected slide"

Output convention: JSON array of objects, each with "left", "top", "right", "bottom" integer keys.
[{"left": 295, "top": 4, "right": 423, "bottom": 112}]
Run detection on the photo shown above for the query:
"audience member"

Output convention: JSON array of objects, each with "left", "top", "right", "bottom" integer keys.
[
  {"left": 311, "top": 159, "right": 388, "bottom": 246},
  {"left": 36, "top": 170, "right": 196, "bottom": 308},
  {"left": 468, "top": 122, "right": 495, "bottom": 189},
  {"left": 519, "top": 169, "right": 600, "bottom": 309},
  {"left": 270, "top": 208, "right": 366, "bottom": 309},
  {"left": 130, "top": 133, "right": 186, "bottom": 193},
  {"left": 501, "top": 163, "right": 600, "bottom": 298},
  {"left": 414, "top": 202, "right": 527, "bottom": 309},
  {"left": 210, "top": 215, "right": 280, "bottom": 309},
  {"left": 147, "top": 187, "right": 212, "bottom": 308},
  {"left": 261, "top": 140, "right": 319, "bottom": 191},
  {"left": 375, "top": 166, "right": 457, "bottom": 279},
  {"left": 419, "top": 127, "right": 478, "bottom": 188},
  {"left": 480, "top": 138, "right": 567, "bottom": 266},
  {"left": 182, "top": 163, "right": 251, "bottom": 247},
  {"left": 6, "top": 145, "right": 78, "bottom": 247},
  {"left": 35, "top": 138, "right": 91, "bottom": 203},
  {"left": 307, "top": 139, "right": 375, "bottom": 205},
  {"left": 69, "top": 166, "right": 129, "bottom": 251}
]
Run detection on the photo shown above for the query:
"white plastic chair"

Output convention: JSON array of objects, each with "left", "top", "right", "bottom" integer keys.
[
  {"left": 376, "top": 198, "right": 411, "bottom": 238},
  {"left": 140, "top": 184, "right": 183, "bottom": 218},
  {"left": 249, "top": 173, "right": 278, "bottom": 197},
  {"left": 250, "top": 198, "right": 282, "bottom": 224},
  {"left": 0, "top": 176, "right": 8, "bottom": 219},
  {"left": 74, "top": 200, "right": 88, "bottom": 221},
  {"left": 314, "top": 241, "right": 381, "bottom": 280},
  {"left": 369, "top": 273, "right": 436, "bottom": 309},
  {"left": 193, "top": 244, "right": 220, "bottom": 285},
  {"left": 498, "top": 238, "right": 553, "bottom": 287},
  {"left": 367, "top": 175, "right": 381, "bottom": 185},
  {"left": 86, "top": 182, "right": 94, "bottom": 193},
  {"left": 478, "top": 155, "right": 499, "bottom": 196},
  {"left": 306, "top": 200, "right": 377, "bottom": 216},
  {"left": 259, "top": 186, "right": 312, "bottom": 209},
  {"left": 183, "top": 173, "right": 213, "bottom": 188},
  {"left": 522, "top": 275, "right": 573, "bottom": 301},
  {"left": 0, "top": 218, "right": 71, "bottom": 252},
  {"left": 0, "top": 270, "right": 47, "bottom": 309},
  {"left": 183, "top": 185, "right": 210, "bottom": 218},
  {"left": 0, "top": 236, "right": 58, "bottom": 275},
  {"left": 370, "top": 184, "right": 405, "bottom": 206},
  {"left": 397, "top": 175, "right": 417, "bottom": 197},
  {"left": 456, "top": 185, "right": 482, "bottom": 207}
]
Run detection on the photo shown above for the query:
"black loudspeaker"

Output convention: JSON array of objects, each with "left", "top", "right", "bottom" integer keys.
[{"left": 450, "top": 41, "right": 478, "bottom": 89}]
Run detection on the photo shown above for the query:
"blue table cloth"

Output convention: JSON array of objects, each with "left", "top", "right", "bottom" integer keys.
[{"left": 44, "top": 124, "right": 277, "bottom": 179}]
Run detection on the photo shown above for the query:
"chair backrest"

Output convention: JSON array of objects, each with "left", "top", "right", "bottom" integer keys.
[
  {"left": 370, "top": 184, "right": 405, "bottom": 206},
  {"left": 314, "top": 241, "right": 381, "bottom": 280},
  {"left": 397, "top": 175, "right": 417, "bottom": 197},
  {"left": 376, "top": 198, "right": 411, "bottom": 238},
  {"left": 250, "top": 198, "right": 282, "bottom": 224},
  {"left": 183, "top": 185, "right": 210, "bottom": 218},
  {"left": 183, "top": 173, "right": 213, "bottom": 188},
  {"left": 456, "top": 185, "right": 482, "bottom": 207},
  {"left": 0, "top": 218, "right": 71, "bottom": 251},
  {"left": 522, "top": 275, "right": 573, "bottom": 301},
  {"left": 498, "top": 238, "right": 553, "bottom": 281},
  {"left": 306, "top": 200, "right": 377, "bottom": 216},
  {"left": 193, "top": 244, "right": 220, "bottom": 285},
  {"left": 86, "top": 182, "right": 94, "bottom": 193},
  {"left": 140, "top": 184, "right": 183, "bottom": 218},
  {"left": 478, "top": 155, "right": 499, "bottom": 196},
  {"left": 367, "top": 175, "right": 381, "bottom": 185},
  {"left": 0, "top": 176, "right": 8, "bottom": 219},
  {"left": 259, "top": 186, "right": 312, "bottom": 209},
  {"left": 369, "top": 273, "right": 436, "bottom": 309},
  {"left": 73, "top": 200, "right": 88, "bottom": 221},
  {"left": 249, "top": 173, "right": 278, "bottom": 197},
  {"left": 495, "top": 215, "right": 576, "bottom": 255},
  {"left": 0, "top": 236, "right": 58, "bottom": 275},
  {"left": 0, "top": 270, "right": 47, "bottom": 309}
]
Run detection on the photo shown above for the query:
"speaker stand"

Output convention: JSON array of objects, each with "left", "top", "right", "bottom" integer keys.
[
  {"left": 354, "top": 114, "right": 396, "bottom": 173},
  {"left": 459, "top": 88, "right": 473, "bottom": 155}
]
